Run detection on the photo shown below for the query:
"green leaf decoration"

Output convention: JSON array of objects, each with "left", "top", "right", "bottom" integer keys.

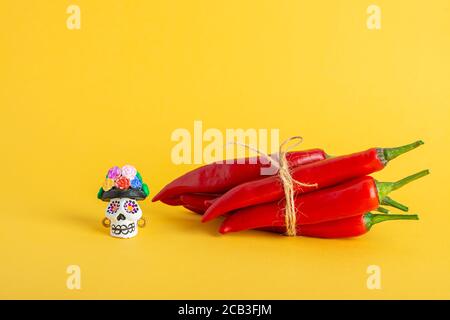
[
  {"left": 97, "top": 187, "right": 104, "bottom": 199},
  {"left": 136, "top": 172, "right": 143, "bottom": 182},
  {"left": 142, "top": 183, "right": 150, "bottom": 197}
]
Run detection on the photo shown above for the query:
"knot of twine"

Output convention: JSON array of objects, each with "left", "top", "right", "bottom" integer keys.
[{"left": 230, "top": 136, "right": 317, "bottom": 236}]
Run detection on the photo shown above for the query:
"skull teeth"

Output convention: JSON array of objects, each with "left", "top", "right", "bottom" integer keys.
[{"left": 111, "top": 223, "right": 136, "bottom": 235}]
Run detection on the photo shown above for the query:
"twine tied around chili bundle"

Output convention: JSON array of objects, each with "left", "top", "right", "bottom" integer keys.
[{"left": 230, "top": 136, "right": 317, "bottom": 236}]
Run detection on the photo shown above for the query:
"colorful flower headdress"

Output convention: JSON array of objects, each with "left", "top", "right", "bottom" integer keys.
[{"left": 97, "top": 165, "right": 149, "bottom": 201}]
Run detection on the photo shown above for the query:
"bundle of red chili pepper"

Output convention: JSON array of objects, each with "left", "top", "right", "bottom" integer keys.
[{"left": 153, "top": 140, "right": 429, "bottom": 238}]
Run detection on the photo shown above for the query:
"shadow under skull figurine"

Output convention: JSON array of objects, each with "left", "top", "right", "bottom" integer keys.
[{"left": 97, "top": 165, "right": 149, "bottom": 239}]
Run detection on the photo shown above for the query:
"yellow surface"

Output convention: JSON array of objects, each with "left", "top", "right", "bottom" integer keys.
[{"left": 1, "top": 0, "right": 449, "bottom": 299}]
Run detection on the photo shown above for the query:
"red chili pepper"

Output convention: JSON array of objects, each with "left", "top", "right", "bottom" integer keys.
[
  {"left": 161, "top": 197, "right": 185, "bottom": 206},
  {"left": 203, "top": 140, "right": 424, "bottom": 222},
  {"left": 183, "top": 205, "right": 206, "bottom": 215},
  {"left": 218, "top": 170, "right": 429, "bottom": 233},
  {"left": 257, "top": 213, "right": 419, "bottom": 238},
  {"left": 152, "top": 149, "right": 327, "bottom": 203},
  {"left": 180, "top": 194, "right": 220, "bottom": 214}
]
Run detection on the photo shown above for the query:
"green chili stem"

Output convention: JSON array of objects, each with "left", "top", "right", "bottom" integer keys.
[
  {"left": 383, "top": 140, "right": 424, "bottom": 161},
  {"left": 392, "top": 169, "right": 430, "bottom": 191},
  {"left": 365, "top": 213, "right": 419, "bottom": 229},
  {"left": 376, "top": 169, "right": 430, "bottom": 201},
  {"left": 375, "top": 207, "right": 390, "bottom": 214},
  {"left": 381, "top": 196, "right": 409, "bottom": 212}
]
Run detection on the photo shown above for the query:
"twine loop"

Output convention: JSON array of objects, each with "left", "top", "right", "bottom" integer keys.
[{"left": 231, "top": 136, "right": 317, "bottom": 236}]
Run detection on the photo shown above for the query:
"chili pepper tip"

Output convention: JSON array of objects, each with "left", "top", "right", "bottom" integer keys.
[
  {"left": 152, "top": 194, "right": 162, "bottom": 202},
  {"left": 219, "top": 225, "right": 232, "bottom": 234},
  {"left": 202, "top": 214, "right": 214, "bottom": 223}
]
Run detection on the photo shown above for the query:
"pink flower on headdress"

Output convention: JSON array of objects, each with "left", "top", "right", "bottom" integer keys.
[{"left": 121, "top": 165, "right": 137, "bottom": 180}]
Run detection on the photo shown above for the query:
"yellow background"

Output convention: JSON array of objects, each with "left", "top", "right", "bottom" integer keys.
[{"left": 1, "top": 0, "right": 449, "bottom": 299}]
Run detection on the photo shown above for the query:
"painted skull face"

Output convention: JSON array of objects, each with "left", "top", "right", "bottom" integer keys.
[{"left": 105, "top": 198, "right": 142, "bottom": 238}]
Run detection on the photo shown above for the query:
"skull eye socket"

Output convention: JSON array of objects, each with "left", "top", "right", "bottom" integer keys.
[
  {"left": 124, "top": 200, "right": 139, "bottom": 214},
  {"left": 107, "top": 200, "right": 120, "bottom": 215}
]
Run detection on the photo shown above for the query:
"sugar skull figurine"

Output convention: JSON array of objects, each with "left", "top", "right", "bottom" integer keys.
[{"left": 97, "top": 165, "right": 149, "bottom": 238}]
